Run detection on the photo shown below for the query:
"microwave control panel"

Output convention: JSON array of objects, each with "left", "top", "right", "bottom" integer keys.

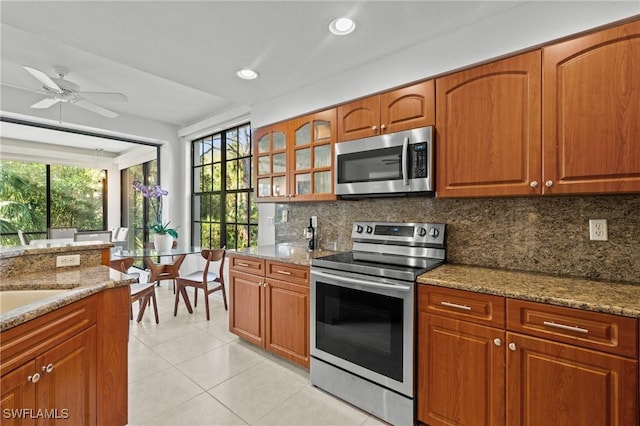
[{"left": 411, "top": 142, "right": 428, "bottom": 178}]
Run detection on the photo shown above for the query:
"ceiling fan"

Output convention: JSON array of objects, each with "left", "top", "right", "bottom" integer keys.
[{"left": 5, "top": 65, "right": 127, "bottom": 118}]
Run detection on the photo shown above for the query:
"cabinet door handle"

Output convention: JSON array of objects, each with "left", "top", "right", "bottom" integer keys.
[
  {"left": 493, "top": 338, "right": 502, "bottom": 346},
  {"left": 543, "top": 321, "right": 589, "bottom": 334},
  {"left": 42, "top": 363, "right": 54, "bottom": 373},
  {"left": 372, "top": 125, "right": 378, "bottom": 132},
  {"left": 28, "top": 373, "right": 41, "bottom": 383},
  {"left": 545, "top": 180, "right": 554, "bottom": 187},
  {"left": 237, "top": 262, "right": 250, "bottom": 267},
  {"left": 440, "top": 301, "right": 472, "bottom": 311},
  {"left": 529, "top": 181, "right": 539, "bottom": 188},
  {"left": 380, "top": 124, "right": 387, "bottom": 131},
  {"left": 508, "top": 343, "right": 517, "bottom": 351},
  {"left": 276, "top": 270, "right": 291, "bottom": 275}
]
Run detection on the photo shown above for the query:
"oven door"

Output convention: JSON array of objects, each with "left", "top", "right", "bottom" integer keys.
[{"left": 310, "top": 267, "right": 414, "bottom": 397}]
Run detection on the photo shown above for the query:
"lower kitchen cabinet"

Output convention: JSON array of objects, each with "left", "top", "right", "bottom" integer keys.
[
  {"left": 229, "top": 255, "right": 310, "bottom": 368},
  {"left": 0, "top": 286, "right": 129, "bottom": 426},
  {"left": 417, "top": 313, "right": 505, "bottom": 426},
  {"left": 417, "top": 285, "right": 639, "bottom": 426},
  {"left": 506, "top": 332, "right": 638, "bottom": 426}
]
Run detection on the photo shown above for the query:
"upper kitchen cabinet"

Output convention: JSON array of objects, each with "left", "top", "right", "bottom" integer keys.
[
  {"left": 337, "top": 80, "right": 435, "bottom": 141},
  {"left": 436, "top": 50, "right": 542, "bottom": 197},
  {"left": 542, "top": 19, "right": 640, "bottom": 195},
  {"left": 254, "top": 122, "right": 289, "bottom": 202},
  {"left": 289, "top": 109, "right": 337, "bottom": 201},
  {"left": 254, "top": 109, "right": 337, "bottom": 202}
]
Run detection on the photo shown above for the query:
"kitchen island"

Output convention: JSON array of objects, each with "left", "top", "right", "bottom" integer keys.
[{"left": 1, "top": 242, "right": 133, "bottom": 426}]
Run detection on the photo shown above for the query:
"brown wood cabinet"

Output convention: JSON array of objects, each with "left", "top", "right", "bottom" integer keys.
[
  {"left": 417, "top": 285, "right": 507, "bottom": 426},
  {"left": 288, "top": 109, "right": 337, "bottom": 201},
  {"left": 255, "top": 109, "right": 337, "bottom": 202},
  {"left": 506, "top": 332, "right": 638, "bottom": 426},
  {"left": 228, "top": 255, "right": 310, "bottom": 367},
  {"left": 437, "top": 19, "right": 640, "bottom": 198},
  {"left": 542, "top": 19, "right": 640, "bottom": 195},
  {"left": 337, "top": 80, "right": 435, "bottom": 141},
  {"left": 417, "top": 285, "right": 639, "bottom": 426},
  {"left": 0, "top": 286, "right": 129, "bottom": 426},
  {"left": 436, "top": 50, "right": 542, "bottom": 197},
  {"left": 255, "top": 122, "right": 290, "bottom": 201}
]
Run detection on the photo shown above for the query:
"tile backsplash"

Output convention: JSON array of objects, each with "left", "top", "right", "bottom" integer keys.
[{"left": 275, "top": 195, "right": 640, "bottom": 283}]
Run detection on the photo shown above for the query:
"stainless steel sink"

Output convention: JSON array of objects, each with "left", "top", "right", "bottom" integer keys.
[{"left": 0, "top": 290, "right": 69, "bottom": 314}]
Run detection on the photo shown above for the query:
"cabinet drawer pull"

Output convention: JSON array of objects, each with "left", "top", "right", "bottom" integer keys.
[
  {"left": 42, "top": 363, "right": 54, "bottom": 373},
  {"left": 543, "top": 321, "right": 589, "bottom": 334},
  {"left": 28, "top": 373, "right": 41, "bottom": 383},
  {"left": 237, "top": 262, "right": 250, "bottom": 267},
  {"left": 276, "top": 270, "right": 292, "bottom": 275},
  {"left": 440, "top": 301, "right": 472, "bottom": 311}
]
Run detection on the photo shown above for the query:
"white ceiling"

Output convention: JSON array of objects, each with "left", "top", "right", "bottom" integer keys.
[{"left": 1, "top": 1, "right": 638, "bottom": 150}]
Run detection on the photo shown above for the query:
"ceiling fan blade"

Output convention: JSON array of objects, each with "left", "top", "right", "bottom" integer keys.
[
  {"left": 0, "top": 82, "right": 49, "bottom": 95},
  {"left": 22, "top": 66, "right": 63, "bottom": 93},
  {"left": 74, "top": 100, "right": 118, "bottom": 118},
  {"left": 30, "top": 98, "right": 61, "bottom": 109},
  {"left": 76, "top": 91, "right": 128, "bottom": 102}
]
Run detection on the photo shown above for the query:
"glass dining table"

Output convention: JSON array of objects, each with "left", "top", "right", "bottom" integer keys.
[{"left": 113, "top": 246, "right": 203, "bottom": 285}]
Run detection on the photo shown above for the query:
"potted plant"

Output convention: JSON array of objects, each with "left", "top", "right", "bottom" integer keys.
[{"left": 133, "top": 180, "right": 178, "bottom": 251}]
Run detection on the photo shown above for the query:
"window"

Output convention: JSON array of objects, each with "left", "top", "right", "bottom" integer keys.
[
  {"left": 192, "top": 123, "right": 257, "bottom": 249},
  {"left": 0, "top": 160, "right": 106, "bottom": 245},
  {"left": 121, "top": 160, "right": 158, "bottom": 250}
]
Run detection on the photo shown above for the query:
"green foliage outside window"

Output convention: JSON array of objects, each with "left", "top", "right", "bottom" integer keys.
[
  {"left": 193, "top": 123, "right": 257, "bottom": 250},
  {"left": 0, "top": 160, "right": 105, "bottom": 246}
]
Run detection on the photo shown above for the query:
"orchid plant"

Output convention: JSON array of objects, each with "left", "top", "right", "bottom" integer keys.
[{"left": 132, "top": 180, "right": 179, "bottom": 238}]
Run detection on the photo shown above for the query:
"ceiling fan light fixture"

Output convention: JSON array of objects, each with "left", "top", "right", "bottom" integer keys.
[
  {"left": 329, "top": 17, "right": 356, "bottom": 35},
  {"left": 236, "top": 68, "right": 259, "bottom": 80}
]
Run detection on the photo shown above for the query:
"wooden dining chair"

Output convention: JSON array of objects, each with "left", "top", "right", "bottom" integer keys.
[
  {"left": 143, "top": 240, "right": 183, "bottom": 293},
  {"left": 173, "top": 249, "right": 227, "bottom": 321},
  {"left": 109, "top": 257, "right": 159, "bottom": 324}
]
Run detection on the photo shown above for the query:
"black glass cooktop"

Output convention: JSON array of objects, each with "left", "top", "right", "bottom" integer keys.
[{"left": 311, "top": 251, "right": 443, "bottom": 282}]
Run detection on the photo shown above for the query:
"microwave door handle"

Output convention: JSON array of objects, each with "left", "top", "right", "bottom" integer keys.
[{"left": 402, "top": 136, "right": 409, "bottom": 186}]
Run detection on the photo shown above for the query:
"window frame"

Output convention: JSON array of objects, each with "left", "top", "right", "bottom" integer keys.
[{"left": 191, "top": 123, "right": 257, "bottom": 250}]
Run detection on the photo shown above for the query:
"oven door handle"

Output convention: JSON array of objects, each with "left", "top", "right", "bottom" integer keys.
[{"left": 312, "top": 270, "right": 412, "bottom": 292}]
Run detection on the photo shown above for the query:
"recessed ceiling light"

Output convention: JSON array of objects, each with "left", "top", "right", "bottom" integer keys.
[
  {"left": 236, "top": 69, "right": 259, "bottom": 80},
  {"left": 329, "top": 17, "right": 356, "bottom": 36}
]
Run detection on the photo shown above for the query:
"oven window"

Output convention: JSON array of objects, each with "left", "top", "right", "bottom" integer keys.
[
  {"left": 337, "top": 146, "right": 403, "bottom": 183},
  {"left": 315, "top": 281, "right": 403, "bottom": 381}
]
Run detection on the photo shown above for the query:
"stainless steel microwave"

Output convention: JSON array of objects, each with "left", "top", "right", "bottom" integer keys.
[{"left": 335, "top": 126, "right": 434, "bottom": 198}]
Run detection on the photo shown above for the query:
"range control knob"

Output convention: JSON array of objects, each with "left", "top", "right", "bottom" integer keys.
[
  {"left": 366, "top": 225, "right": 374, "bottom": 234},
  {"left": 355, "top": 225, "right": 364, "bottom": 233},
  {"left": 417, "top": 227, "right": 427, "bottom": 237},
  {"left": 428, "top": 227, "right": 440, "bottom": 238}
]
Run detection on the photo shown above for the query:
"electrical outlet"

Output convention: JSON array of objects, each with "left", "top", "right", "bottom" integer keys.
[
  {"left": 267, "top": 216, "right": 274, "bottom": 226},
  {"left": 589, "top": 219, "right": 608, "bottom": 241},
  {"left": 56, "top": 254, "right": 80, "bottom": 267},
  {"left": 311, "top": 216, "right": 318, "bottom": 228},
  {"left": 282, "top": 210, "right": 288, "bottom": 222}
]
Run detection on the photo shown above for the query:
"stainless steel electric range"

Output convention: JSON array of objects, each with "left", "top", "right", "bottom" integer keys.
[{"left": 310, "top": 221, "right": 446, "bottom": 426}]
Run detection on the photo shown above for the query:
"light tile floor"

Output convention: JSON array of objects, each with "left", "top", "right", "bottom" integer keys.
[{"left": 127, "top": 283, "right": 389, "bottom": 426}]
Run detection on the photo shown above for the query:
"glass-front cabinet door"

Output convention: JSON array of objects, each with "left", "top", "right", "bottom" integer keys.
[
  {"left": 254, "top": 124, "right": 289, "bottom": 201},
  {"left": 290, "top": 109, "right": 337, "bottom": 201}
]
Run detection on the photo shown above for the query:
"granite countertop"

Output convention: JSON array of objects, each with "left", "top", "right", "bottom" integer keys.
[
  {"left": 0, "top": 265, "right": 136, "bottom": 332},
  {"left": 229, "top": 244, "right": 341, "bottom": 266},
  {"left": 0, "top": 241, "right": 113, "bottom": 259},
  {"left": 418, "top": 264, "right": 640, "bottom": 318}
]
